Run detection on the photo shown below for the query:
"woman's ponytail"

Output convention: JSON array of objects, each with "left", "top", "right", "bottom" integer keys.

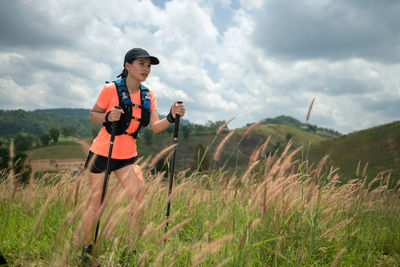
[{"left": 117, "top": 68, "right": 128, "bottom": 78}]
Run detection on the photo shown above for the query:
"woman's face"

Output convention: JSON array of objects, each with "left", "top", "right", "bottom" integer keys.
[{"left": 126, "top": 57, "right": 151, "bottom": 82}]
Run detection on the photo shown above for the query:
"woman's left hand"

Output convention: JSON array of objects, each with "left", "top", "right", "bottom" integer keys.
[{"left": 171, "top": 102, "right": 185, "bottom": 119}]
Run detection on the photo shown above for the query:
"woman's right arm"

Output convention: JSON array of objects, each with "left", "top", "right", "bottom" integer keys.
[
  {"left": 89, "top": 104, "right": 123, "bottom": 123},
  {"left": 89, "top": 104, "right": 107, "bottom": 123}
]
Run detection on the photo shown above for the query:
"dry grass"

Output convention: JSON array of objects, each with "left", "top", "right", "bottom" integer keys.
[
  {"left": 216, "top": 117, "right": 235, "bottom": 136},
  {"left": 306, "top": 97, "right": 315, "bottom": 122},
  {"left": 213, "top": 131, "right": 235, "bottom": 161},
  {"left": 1, "top": 138, "right": 399, "bottom": 266},
  {"left": 148, "top": 144, "right": 177, "bottom": 168}
]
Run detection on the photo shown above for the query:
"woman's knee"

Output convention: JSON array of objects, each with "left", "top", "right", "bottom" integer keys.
[
  {"left": 133, "top": 164, "right": 144, "bottom": 182},
  {"left": 130, "top": 181, "right": 145, "bottom": 200}
]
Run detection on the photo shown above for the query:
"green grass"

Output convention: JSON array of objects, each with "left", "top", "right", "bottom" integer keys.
[
  {"left": 26, "top": 141, "right": 86, "bottom": 160},
  {"left": 1, "top": 140, "right": 399, "bottom": 266}
]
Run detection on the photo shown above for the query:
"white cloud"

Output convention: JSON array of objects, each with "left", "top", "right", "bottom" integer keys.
[{"left": 0, "top": 77, "right": 47, "bottom": 110}]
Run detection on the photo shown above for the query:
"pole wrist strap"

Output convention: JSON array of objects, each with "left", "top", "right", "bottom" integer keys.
[{"left": 105, "top": 111, "right": 111, "bottom": 123}]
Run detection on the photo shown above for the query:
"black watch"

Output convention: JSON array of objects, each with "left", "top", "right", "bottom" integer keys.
[{"left": 166, "top": 110, "right": 175, "bottom": 123}]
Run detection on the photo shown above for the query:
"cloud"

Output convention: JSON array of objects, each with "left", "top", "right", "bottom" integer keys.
[
  {"left": 252, "top": 0, "right": 400, "bottom": 63},
  {"left": 0, "top": 1, "right": 79, "bottom": 49},
  {"left": 0, "top": 0, "right": 399, "bottom": 135}
]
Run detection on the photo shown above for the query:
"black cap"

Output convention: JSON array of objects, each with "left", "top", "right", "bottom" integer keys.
[{"left": 124, "top": 48, "right": 159, "bottom": 65}]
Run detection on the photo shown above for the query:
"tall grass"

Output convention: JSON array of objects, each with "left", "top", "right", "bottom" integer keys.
[{"left": 0, "top": 139, "right": 399, "bottom": 266}]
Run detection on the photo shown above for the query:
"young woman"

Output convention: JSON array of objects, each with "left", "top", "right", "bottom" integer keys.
[{"left": 81, "top": 48, "right": 185, "bottom": 259}]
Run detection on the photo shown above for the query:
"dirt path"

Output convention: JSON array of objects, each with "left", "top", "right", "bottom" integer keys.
[{"left": 30, "top": 158, "right": 85, "bottom": 172}]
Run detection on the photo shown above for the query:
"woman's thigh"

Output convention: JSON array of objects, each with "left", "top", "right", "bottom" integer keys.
[{"left": 114, "top": 164, "right": 144, "bottom": 194}]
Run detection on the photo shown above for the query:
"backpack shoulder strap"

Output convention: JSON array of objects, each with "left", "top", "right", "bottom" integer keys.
[
  {"left": 129, "top": 84, "right": 152, "bottom": 139},
  {"left": 139, "top": 84, "right": 151, "bottom": 125},
  {"left": 114, "top": 78, "right": 132, "bottom": 106},
  {"left": 139, "top": 84, "right": 150, "bottom": 108},
  {"left": 103, "top": 78, "right": 133, "bottom": 135}
]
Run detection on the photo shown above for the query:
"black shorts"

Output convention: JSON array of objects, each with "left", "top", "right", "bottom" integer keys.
[{"left": 84, "top": 151, "right": 137, "bottom": 174}]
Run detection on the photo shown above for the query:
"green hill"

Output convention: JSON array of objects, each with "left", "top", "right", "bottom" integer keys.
[{"left": 306, "top": 121, "right": 400, "bottom": 186}]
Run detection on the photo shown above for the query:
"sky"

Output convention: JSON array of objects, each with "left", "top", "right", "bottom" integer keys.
[{"left": 0, "top": 0, "right": 399, "bottom": 134}]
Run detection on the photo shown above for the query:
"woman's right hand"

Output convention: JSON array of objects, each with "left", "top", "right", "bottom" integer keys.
[
  {"left": 107, "top": 107, "right": 124, "bottom": 122},
  {"left": 170, "top": 101, "right": 185, "bottom": 119}
]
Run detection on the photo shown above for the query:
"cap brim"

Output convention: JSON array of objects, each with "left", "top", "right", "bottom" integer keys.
[
  {"left": 136, "top": 55, "right": 159, "bottom": 65},
  {"left": 150, "top": 56, "right": 159, "bottom": 65}
]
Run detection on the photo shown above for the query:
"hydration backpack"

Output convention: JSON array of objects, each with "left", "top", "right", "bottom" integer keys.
[{"left": 103, "top": 78, "right": 151, "bottom": 139}]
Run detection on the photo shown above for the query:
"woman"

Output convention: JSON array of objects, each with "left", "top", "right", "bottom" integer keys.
[{"left": 81, "top": 48, "right": 185, "bottom": 260}]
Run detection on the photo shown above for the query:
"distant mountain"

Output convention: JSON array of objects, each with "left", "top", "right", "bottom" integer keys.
[{"left": 259, "top": 115, "right": 341, "bottom": 138}]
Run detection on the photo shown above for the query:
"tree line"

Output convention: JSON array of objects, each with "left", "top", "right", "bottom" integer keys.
[{"left": 0, "top": 109, "right": 98, "bottom": 138}]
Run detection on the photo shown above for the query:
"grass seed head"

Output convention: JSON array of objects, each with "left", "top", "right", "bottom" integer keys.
[
  {"left": 306, "top": 97, "right": 315, "bottom": 122},
  {"left": 213, "top": 130, "right": 235, "bottom": 161},
  {"left": 216, "top": 117, "right": 235, "bottom": 135}
]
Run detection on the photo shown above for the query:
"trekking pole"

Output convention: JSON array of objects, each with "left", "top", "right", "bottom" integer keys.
[
  {"left": 165, "top": 101, "right": 182, "bottom": 232},
  {"left": 93, "top": 109, "right": 119, "bottom": 244}
]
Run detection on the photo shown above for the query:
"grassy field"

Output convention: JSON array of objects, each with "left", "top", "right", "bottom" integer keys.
[
  {"left": 26, "top": 141, "right": 86, "bottom": 160},
  {"left": 1, "top": 133, "right": 399, "bottom": 266}
]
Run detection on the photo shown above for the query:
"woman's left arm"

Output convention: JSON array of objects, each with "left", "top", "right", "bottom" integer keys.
[{"left": 150, "top": 102, "right": 185, "bottom": 133}]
